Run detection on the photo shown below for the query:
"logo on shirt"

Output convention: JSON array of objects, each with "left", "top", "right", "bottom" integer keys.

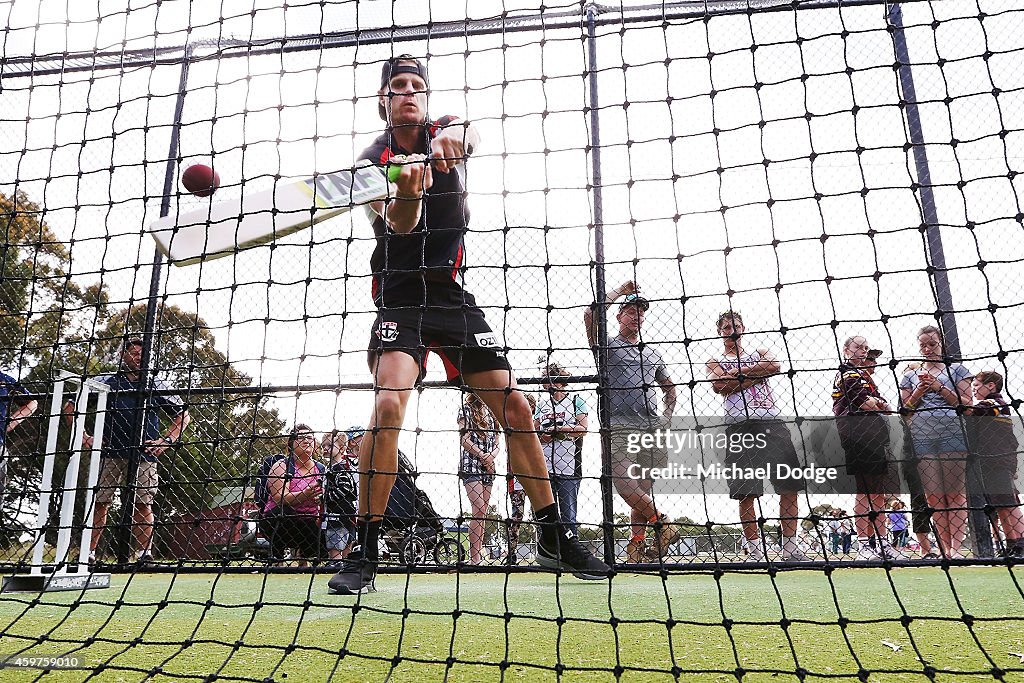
[
  {"left": 474, "top": 332, "right": 504, "bottom": 356},
  {"left": 377, "top": 321, "right": 399, "bottom": 342}
]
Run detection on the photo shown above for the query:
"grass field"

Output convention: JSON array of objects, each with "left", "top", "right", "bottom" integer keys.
[{"left": 0, "top": 566, "right": 1021, "bottom": 682}]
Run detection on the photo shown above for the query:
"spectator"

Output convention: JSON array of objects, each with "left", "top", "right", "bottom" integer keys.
[
  {"left": 896, "top": 366, "right": 938, "bottom": 559},
  {"left": 67, "top": 336, "right": 190, "bottom": 565},
  {"left": 899, "top": 325, "right": 972, "bottom": 558},
  {"left": 839, "top": 510, "right": 854, "bottom": 554},
  {"left": 505, "top": 393, "right": 536, "bottom": 564},
  {"left": 261, "top": 424, "right": 325, "bottom": 566},
  {"left": 888, "top": 499, "right": 910, "bottom": 549},
  {"left": 828, "top": 510, "right": 844, "bottom": 555},
  {"left": 0, "top": 370, "right": 38, "bottom": 495},
  {"left": 583, "top": 281, "right": 678, "bottom": 563},
  {"left": 966, "top": 370, "right": 1024, "bottom": 558},
  {"left": 534, "top": 363, "right": 588, "bottom": 533},
  {"left": 706, "top": 311, "right": 807, "bottom": 562},
  {"left": 343, "top": 426, "right": 365, "bottom": 487},
  {"left": 832, "top": 336, "right": 897, "bottom": 560},
  {"left": 322, "top": 430, "right": 357, "bottom": 562},
  {"left": 458, "top": 393, "right": 499, "bottom": 565}
]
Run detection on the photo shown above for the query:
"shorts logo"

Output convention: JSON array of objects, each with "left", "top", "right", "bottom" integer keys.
[
  {"left": 475, "top": 332, "right": 505, "bottom": 356},
  {"left": 377, "top": 321, "right": 399, "bottom": 342}
]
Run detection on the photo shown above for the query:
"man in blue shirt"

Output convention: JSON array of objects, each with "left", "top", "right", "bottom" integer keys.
[
  {"left": 0, "top": 371, "right": 39, "bottom": 494},
  {"left": 68, "top": 337, "right": 190, "bottom": 563}
]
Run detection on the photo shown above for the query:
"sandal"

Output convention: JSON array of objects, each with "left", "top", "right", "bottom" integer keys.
[{"left": 921, "top": 552, "right": 940, "bottom": 560}]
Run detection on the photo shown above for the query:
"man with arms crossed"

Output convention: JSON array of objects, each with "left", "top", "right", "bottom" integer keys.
[
  {"left": 707, "top": 311, "right": 807, "bottom": 562},
  {"left": 328, "top": 56, "right": 607, "bottom": 594},
  {"left": 584, "top": 281, "right": 679, "bottom": 562},
  {"left": 833, "top": 336, "right": 898, "bottom": 560}
]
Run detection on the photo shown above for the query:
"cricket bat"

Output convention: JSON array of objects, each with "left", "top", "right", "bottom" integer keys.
[{"left": 149, "top": 161, "right": 402, "bottom": 266}]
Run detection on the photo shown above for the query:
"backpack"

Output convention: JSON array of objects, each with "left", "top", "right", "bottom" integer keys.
[
  {"left": 253, "top": 454, "right": 285, "bottom": 510},
  {"left": 253, "top": 454, "right": 325, "bottom": 511}
]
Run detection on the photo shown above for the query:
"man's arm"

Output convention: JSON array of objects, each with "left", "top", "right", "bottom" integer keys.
[
  {"left": 6, "top": 398, "right": 38, "bottom": 433},
  {"left": 839, "top": 370, "right": 890, "bottom": 412},
  {"left": 431, "top": 121, "right": 480, "bottom": 173},
  {"left": 584, "top": 280, "right": 638, "bottom": 348},
  {"left": 366, "top": 120, "right": 480, "bottom": 234},
  {"left": 859, "top": 396, "right": 890, "bottom": 411},
  {"left": 657, "top": 371, "right": 676, "bottom": 417},
  {"left": 660, "top": 379, "right": 677, "bottom": 417},
  {"left": 145, "top": 408, "right": 191, "bottom": 459},
  {"left": 706, "top": 359, "right": 763, "bottom": 396},
  {"left": 367, "top": 154, "right": 432, "bottom": 235},
  {"left": 740, "top": 349, "right": 781, "bottom": 379}
]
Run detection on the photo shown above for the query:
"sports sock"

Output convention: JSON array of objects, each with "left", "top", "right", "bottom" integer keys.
[
  {"left": 354, "top": 520, "right": 382, "bottom": 562},
  {"left": 535, "top": 503, "right": 561, "bottom": 546}
]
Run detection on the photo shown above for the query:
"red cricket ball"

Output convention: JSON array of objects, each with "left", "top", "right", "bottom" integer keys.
[{"left": 181, "top": 164, "right": 221, "bottom": 197}]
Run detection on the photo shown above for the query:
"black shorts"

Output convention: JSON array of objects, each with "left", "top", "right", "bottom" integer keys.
[
  {"left": 368, "top": 283, "right": 511, "bottom": 385},
  {"left": 840, "top": 437, "right": 891, "bottom": 477},
  {"left": 978, "top": 454, "right": 1020, "bottom": 508},
  {"left": 725, "top": 419, "right": 806, "bottom": 499},
  {"left": 259, "top": 514, "right": 324, "bottom": 561}
]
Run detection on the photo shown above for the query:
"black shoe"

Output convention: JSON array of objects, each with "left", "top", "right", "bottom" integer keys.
[
  {"left": 327, "top": 550, "right": 377, "bottom": 595},
  {"left": 536, "top": 528, "right": 611, "bottom": 581}
]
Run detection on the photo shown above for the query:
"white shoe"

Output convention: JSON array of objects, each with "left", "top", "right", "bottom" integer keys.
[
  {"left": 856, "top": 543, "right": 881, "bottom": 561},
  {"left": 746, "top": 544, "right": 766, "bottom": 562},
  {"left": 879, "top": 541, "right": 905, "bottom": 561},
  {"left": 782, "top": 539, "right": 810, "bottom": 562}
]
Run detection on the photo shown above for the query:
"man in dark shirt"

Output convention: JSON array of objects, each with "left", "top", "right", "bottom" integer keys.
[
  {"left": 832, "top": 336, "right": 895, "bottom": 560},
  {"left": 328, "top": 56, "right": 607, "bottom": 594},
  {"left": 968, "top": 370, "right": 1023, "bottom": 557},
  {"left": 67, "top": 337, "right": 190, "bottom": 563}
]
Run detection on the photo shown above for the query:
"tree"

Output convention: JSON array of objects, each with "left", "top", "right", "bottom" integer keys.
[
  {"left": 0, "top": 191, "right": 112, "bottom": 550},
  {"left": 0, "top": 190, "right": 287, "bottom": 559},
  {"left": 0, "top": 191, "right": 110, "bottom": 379}
]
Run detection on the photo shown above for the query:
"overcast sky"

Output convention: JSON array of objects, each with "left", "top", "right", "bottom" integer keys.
[{"left": 2, "top": 0, "right": 1022, "bottom": 528}]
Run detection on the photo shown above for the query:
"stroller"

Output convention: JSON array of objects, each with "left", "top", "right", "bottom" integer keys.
[{"left": 381, "top": 450, "right": 464, "bottom": 566}]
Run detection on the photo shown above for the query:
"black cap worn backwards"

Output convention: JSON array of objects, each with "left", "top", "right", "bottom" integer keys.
[{"left": 379, "top": 55, "right": 429, "bottom": 120}]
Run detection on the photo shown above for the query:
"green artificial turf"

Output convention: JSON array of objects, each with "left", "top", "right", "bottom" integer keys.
[{"left": 0, "top": 567, "right": 1021, "bottom": 682}]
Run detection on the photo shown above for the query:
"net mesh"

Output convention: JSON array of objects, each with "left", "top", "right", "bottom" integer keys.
[{"left": 0, "top": 0, "right": 1021, "bottom": 680}]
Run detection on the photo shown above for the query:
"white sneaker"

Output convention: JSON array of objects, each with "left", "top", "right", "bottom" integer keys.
[
  {"left": 782, "top": 539, "right": 810, "bottom": 562},
  {"left": 746, "top": 544, "right": 766, "bottom": 562},
  {"left": 856, "top": 543, "right": 881, "bottom": 561},
  {"left": 879, "top": 541, "right": 905, "bottom": 561}
]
